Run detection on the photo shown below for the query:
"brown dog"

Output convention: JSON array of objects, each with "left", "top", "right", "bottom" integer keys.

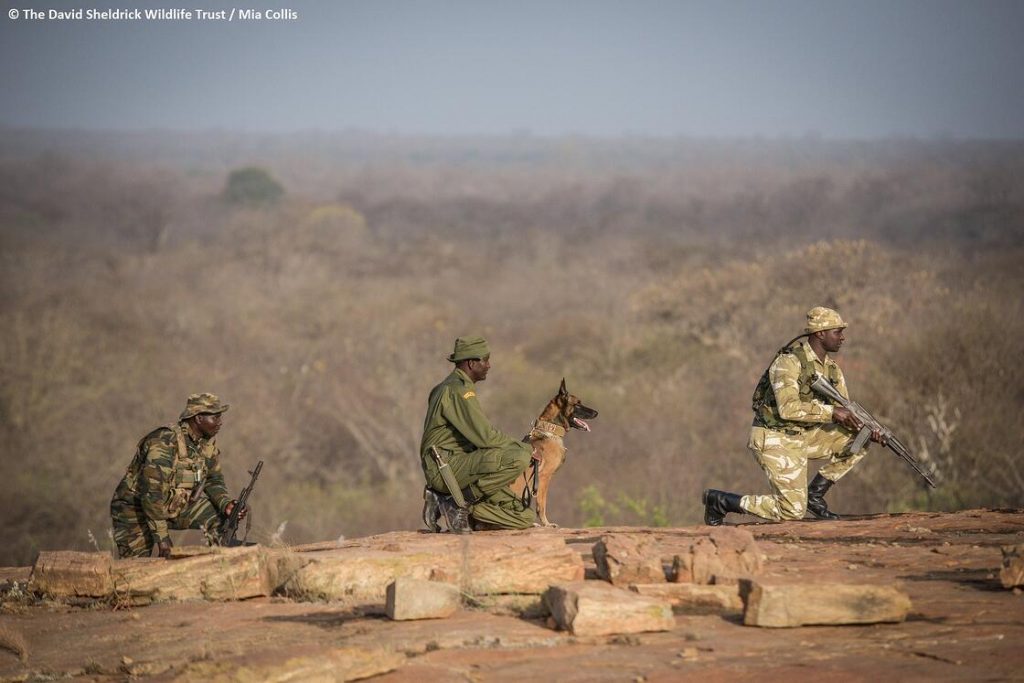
[{"left": 510, "top": 379, "right": 598, "bottom": 527}]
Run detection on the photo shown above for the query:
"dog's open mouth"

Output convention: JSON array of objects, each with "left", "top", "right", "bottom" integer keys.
[{"left": 571, "top": 417, "right": 591, "bottom": 432}]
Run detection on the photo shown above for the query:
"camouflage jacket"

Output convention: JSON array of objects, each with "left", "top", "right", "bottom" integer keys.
[
  {"left": 111, "top": 422, "right": 230, "bottom": 541},
  {"left": 753, "top": 338, "right": 849, "bottom": 431},
  {"left": 420, "top": 368, "right": 529, "bottom": 464}
]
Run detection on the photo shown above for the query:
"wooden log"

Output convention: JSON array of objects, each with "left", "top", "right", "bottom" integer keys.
[
  {"left": 280, "top": 534, "right": 583, "bottom": 605},
  {"left": 30, "top": 547, "right": 272, "bottom": 602},
  {"left": 629, "top": 582, "right": 743, "bottom": 613},
  {"left": 742, "top": 580, "right": 912, "bottom": 627},
  {"left": 112, "top": 546, "right": 270, "bottom": 601},
  {"left": 544, "top": 581, "right": 674, "bottom": 637},
  {"left": 592, "top": 535, "right": 666, "bottom": 585},
  {"left": 0, "top": 567, "right": 31, "bottom": 584},
  {"left": 29, "top": 534, "right": 583, "bottom": 608},
  {"left": 1000, "top": 544, "right": 1024, "bottom": 589},
  {"left": 30, "top": 551, "right": 113, "bottom": 598}
]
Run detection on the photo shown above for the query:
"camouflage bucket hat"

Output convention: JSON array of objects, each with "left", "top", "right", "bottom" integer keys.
[
  {"left": 805, "top": 306, "right": 847, "bottom": 334},
  {"left": 179, "top": 392, "right": 230, "bottom": 421},
  {"left": 448, "top": 336, "right": 490, "bottom": 362}
]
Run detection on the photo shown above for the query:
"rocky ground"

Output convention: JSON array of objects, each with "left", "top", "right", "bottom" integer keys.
[{"left": 1, "top": 509, "right": 1022, "bottom": 682}]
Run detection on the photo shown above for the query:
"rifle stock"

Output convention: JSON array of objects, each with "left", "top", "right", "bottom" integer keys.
[{"left": 810, "top": 376, "right": 936, "bottom": 488}]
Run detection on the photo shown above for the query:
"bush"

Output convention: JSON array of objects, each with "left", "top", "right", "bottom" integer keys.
[{"left": 223, "top": 167, "right": 284, "bottom": 206}]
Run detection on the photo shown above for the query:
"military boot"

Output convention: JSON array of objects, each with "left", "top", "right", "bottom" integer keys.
[
  {"left": 438, "top": 496, "right": 472, "bottom": 534},
  {"left": 702, "top": 489, "right": 745, "bottom": 526},
  {"left": 807, "top": 473, "right": 840, "bottom": 520},
  {"left": 422, "top": 487, "right": 442, "bottom": 533},
  {"left": 460, "top": 485, "right": 484, "bottom": 506}
]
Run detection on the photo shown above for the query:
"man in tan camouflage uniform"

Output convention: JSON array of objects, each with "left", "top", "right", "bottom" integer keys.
[
  {"left": 703, "top": 307, "right": 885, "bottom": 525},
  {"left": 110, "top": 393, "right": 244, "bottom": 558},
  {"left": 421, "top": 336, "right": 536, "bottom": 533}
]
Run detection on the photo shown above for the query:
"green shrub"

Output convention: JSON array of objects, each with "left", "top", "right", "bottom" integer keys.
[{"left": 223, "top": 167, "right": 284, "bottom": 206}]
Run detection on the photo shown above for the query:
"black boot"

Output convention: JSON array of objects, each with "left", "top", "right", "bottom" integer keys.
[
  {"left": 702, "top": 489, "right": 744, "bottom": 526},
  {"left": 807, "top": 474, "right": 840, "bottom": 520},
  {"left": 460, "top": 485, "right": 484, "bottom": 505},
  {"left": 422, "top": 487, "right": 442, "bottom": 533},
  {"left": 438, "top": 496, "right": 472, "bottom": 534}
]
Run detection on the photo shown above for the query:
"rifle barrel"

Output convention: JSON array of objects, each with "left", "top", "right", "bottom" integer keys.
[{"left": 811, "top": 376, "right": 936, "bottom": 488}]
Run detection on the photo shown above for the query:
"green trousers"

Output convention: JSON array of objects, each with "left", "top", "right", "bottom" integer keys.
[
  {"left": 423, "top": 445, "right": 536, "bottom": 529},
  {"left": 110, "top": 494, "right": 222, "bottom": 558}
]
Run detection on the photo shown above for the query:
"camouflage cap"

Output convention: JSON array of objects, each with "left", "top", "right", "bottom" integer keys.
[
  {"left": 805, "top": 306, "right": 847, "bottom": 334},
  {"left": 448, "top": 336, "right": 490, "bottom": 362},
  {"left": 179, "top": 392, "right": 230, "bottom": 421}
]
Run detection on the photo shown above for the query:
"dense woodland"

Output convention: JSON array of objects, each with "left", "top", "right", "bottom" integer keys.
[{"left": 1, "top": 130, "right": 1022, "bottom": 565}]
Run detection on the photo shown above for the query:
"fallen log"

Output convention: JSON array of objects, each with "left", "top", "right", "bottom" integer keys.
[
  {"left": 30, "top": 547, "right": 271, "bottom": 602},
  {"left": 279, "top": 534, "right": 583, "bottom": 607},
  {"left": 30, "top": 551, "right": 113, "bottom": 598}
]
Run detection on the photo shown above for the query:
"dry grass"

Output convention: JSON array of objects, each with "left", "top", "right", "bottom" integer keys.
[
  {"left": 0, "top": 625, "right": 28, "bottom": 663},
  {"left": 0, "top": 134, "right": 1022, "bottom": 565}
]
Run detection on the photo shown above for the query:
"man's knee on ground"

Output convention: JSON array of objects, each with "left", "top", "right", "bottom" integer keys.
[
  {"left": 778, "top": 497, "right": 806, "bottom": 521},
  {"left": 113, "top": 525, "right": 152, "bottom": 558}
]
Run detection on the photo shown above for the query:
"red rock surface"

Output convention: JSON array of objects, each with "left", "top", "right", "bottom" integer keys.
[{"left": 0, "top": 509, "right": 1021, "bottom": 681}]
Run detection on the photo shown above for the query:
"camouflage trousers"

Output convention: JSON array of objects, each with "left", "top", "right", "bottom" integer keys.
[
  {"left": 740, "top": 424, "right": 865, "bottom": 521},
  {"left": 110, "top": 494, "right": 222, "bottom": 558},
  {"left": 424, "top": 445, "right": 536, "bottom": 529}
]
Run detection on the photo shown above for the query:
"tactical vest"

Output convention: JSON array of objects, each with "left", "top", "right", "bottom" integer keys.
[
  {"left": 751, "top": 340, "right": 841, "bottom": 430},
  {"left": 121, "top": 423, "right": 208, "bottom": 496}
]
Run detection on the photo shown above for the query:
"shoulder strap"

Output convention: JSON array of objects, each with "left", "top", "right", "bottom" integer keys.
[
  {"left": 776, "top": 333, "right": 808, "bottom": 358},
  {"left": 168, "top": 423, "right": 188, "bottom": 470}
]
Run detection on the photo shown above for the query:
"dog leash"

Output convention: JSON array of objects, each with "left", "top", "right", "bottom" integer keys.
[{"left": 521, "top": 459, "right": 539, "bottom": 510}]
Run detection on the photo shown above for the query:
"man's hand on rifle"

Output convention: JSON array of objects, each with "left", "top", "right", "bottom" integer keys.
[
  {"left": 832, "top": 406, "right": 862, "bottom": 432},
  {"left": 156, "top": 538, "right": 173, "bottom": 559},
  {"left": 833, "top": 407, "right": 888, "bottom": 445},
  {"left": 224, "top": 500, "right": 248, "bottom": 521}
]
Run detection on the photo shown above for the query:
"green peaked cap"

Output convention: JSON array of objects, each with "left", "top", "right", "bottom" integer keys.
[{"left": 448, "top": 336, "right": 490, "bottom": 362}]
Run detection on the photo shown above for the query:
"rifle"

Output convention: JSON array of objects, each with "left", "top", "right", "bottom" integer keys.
[
  {"left": 810, "top": 376, "right": 936, "bottom": 488},
  {"left": 217, "top": 460, "right": 264, "bottom": 547}
]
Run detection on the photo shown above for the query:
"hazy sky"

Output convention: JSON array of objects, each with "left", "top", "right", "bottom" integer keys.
[{"left": 2, "top": 0, "right": 1023, "bottom": 138}]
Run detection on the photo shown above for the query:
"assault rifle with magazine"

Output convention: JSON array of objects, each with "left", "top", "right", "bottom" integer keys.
[
  {"left": 217, "top": 460, "right": 264, "bottom": 546},
  {"left": 810, "top": 376, "right": 936, "bottom": 488}
]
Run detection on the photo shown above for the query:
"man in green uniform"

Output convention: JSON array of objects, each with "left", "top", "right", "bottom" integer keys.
[
  {"left": 421, "top": 336, "right": 536, "bottom": 533},
  {"left": 703, "top": 307, "right": 885, "bottom": 525},
  {"left": 110, "top": 393, "right": 244, "bottom": 558}
]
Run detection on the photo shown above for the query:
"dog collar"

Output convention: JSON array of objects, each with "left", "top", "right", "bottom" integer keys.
[{"left": 531, "top": 420, "right": 567, "bottom": 439}]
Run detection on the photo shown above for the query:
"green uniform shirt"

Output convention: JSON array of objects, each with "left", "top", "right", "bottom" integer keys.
[
  {"left": 112, "top": 422, "right": 230, "bottom": 541},
  {"left": 420, "top": 368, "right": 529, "bottom": 462}
]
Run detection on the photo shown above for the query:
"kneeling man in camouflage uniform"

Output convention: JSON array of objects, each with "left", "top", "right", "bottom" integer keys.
[
  {"left": 421, "top": 336, "right": 536, "bottom": 533},
  {"left": 110, "top": 393, "right": 244, "bottom": 558},
  {"left": 703, "top": 307, "right": 885, "bottom": 525}
]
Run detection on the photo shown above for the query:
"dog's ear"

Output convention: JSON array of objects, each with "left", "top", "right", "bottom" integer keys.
[{"left": 559, "top": 378, "right": 568, "bottom": 397}]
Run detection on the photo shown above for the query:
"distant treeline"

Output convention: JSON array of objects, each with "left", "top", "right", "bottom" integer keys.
[{"left": 0, "top": 132, "right": 1021, "bottom": 565}]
